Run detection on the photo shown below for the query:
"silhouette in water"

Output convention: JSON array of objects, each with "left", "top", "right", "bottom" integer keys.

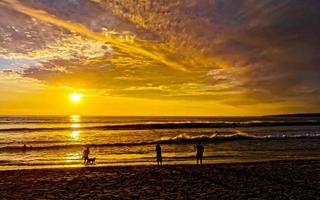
[
  {"left": 82, "top": 147, "right": 90, "bottom": 164},
  {"left": 195, "top": 142, "right": 204, "bottom": 165},
  {"left": 22, "top": 144, "right": 27, "bottom": 152},
  {"left": 156, "top": 144, "right": 162, "bottom": 165}
]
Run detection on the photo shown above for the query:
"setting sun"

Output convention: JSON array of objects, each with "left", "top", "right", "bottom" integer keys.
[
  {"left": 69, "top": 94, "right": 83, "bottom": 103},
  {"left": 0, "top": 1, "right": 318, "bottom": 198}
]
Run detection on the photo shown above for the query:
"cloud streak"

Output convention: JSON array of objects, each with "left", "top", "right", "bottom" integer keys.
[
  {"left": 1, "top": 0, "right": 189, "bottom": 71},
  {"left": 0, "top": 0, "right": 319, "bottom": 115}
]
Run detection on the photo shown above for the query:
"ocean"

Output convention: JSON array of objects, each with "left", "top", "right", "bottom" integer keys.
[{"left": 0, "top": 115, "right": 319, "bottom": 170}]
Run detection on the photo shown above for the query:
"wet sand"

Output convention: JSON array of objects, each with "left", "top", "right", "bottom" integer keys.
[{"left": 0, "top": 160, "right": 319, "bottom": 199}]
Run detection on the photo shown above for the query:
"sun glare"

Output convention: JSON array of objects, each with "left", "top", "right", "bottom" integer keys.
[
  {"left": 71, "top": 123, "right": 80, "bottom": 128},
  {"left": 70, "top": 115, "right": 80, "bottom": 122},
  {"left": 70, "top": 93, "right": 82, "bottom": 103},
  {"left": 70, "top": 131, "right": 80, "bottom": 140}
]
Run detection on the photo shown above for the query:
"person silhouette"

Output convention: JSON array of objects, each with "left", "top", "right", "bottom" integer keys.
[
  {"left": 22, "top": 144, "right": 27, "bottom": 152},
  {"left": 155, "top": 144, "right": 162, "bottom": 165},
  {"left": 195, "top": 141, "right": 204, "bottom": 165},
  {"left": 82, "top": 147, "right": 90, "bottom": 164}
]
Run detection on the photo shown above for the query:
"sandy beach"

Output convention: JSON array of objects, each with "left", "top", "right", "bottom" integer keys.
[{"left": 0, "top": 160, "right": 319, "bottom": 200}]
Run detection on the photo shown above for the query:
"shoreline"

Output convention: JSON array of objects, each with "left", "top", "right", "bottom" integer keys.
[
  {"left": 1, "top": 157, "right": 319, "bottom": 172},
  {"left": 0, "top": 159, "right": 319, "bottom": 199}
]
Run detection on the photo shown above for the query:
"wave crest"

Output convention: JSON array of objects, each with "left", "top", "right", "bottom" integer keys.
[
  {"left": 1, "top": 132, "right": 319, "bottom": 152},
  {"left": 1, "top": 121, "right": 320, "bottom": 132}
]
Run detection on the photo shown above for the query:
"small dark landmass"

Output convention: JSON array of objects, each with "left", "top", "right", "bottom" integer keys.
[{"left": 263, "top": 113, "right": 320, "bottom": 118}]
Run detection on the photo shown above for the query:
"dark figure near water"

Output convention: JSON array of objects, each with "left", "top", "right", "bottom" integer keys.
[
  {"left": 156, "top": 144, "right": 162, "bottom": 165},
  {"left": 22, "top": 144, "right": 27, "bottom": 152},
  {"left": 195, "top": 142, "right": 204, "bottom": 165},
  {"left": 82, "top": 147, "right": 90, "bottom": 164}
]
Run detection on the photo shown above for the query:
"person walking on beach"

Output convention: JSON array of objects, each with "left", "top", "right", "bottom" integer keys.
[
  {"left": 82, "top": 147, "right": 90, "bottom": 164},
  {"left": 156, "top": 144, "right": 162, "bottom": 165},
  {"left": 195, "top": 142, "right": 204, "bottom": 165}
]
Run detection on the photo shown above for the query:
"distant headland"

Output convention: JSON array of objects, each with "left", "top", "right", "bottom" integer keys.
[{"left": 264, "top": 113, "right": 320, "bottom": 117}]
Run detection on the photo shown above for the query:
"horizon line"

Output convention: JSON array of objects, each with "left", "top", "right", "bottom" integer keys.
[{"left": 0, "top": 113, "right": 319, "bottom": 118}]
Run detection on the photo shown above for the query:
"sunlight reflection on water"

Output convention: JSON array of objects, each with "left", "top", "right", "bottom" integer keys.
[
  {"left": 65, "top": 152, "right": 81, "bottom": 163},
  {"left": 71, "top": 124, "right": 80, "bottom": 128},
  {"left": 70, "top": 115, "right": 80, "bottom": 123},
  {"left": 70, "top": 131, "right": 81, "bottom": 140}
]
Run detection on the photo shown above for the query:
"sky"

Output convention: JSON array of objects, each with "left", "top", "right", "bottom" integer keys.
[{"left": 0, "top": 0, "right": 319, "bottom": 116}]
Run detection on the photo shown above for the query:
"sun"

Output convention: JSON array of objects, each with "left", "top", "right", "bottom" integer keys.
[{"left": 69, "top": 93, "right": 83, "bottom": 103}]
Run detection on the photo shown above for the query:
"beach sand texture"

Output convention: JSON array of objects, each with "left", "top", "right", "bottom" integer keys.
[{"left": 0, "top": 160, "right": 319, "bottom": 199}]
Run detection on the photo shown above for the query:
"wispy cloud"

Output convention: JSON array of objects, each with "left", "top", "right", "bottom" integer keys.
[
  {"left": 0, "top": 0, "right": 319, "bottom": 114},
  {"left": 0, "top": 0, "right": 190, "bottom": 72}
]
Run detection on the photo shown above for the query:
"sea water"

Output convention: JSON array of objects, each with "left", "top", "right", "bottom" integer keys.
[{"left": 0, "top": 115, "right": 319, "bottom": 170}]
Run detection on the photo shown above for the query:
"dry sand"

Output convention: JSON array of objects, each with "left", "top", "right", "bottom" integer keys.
[{"left": 0, "top": 160, "right": 319, "bottom": 200}]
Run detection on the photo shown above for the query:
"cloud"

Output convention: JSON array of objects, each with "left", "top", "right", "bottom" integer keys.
[
  {"left": 0, "top": 0, "right": 192, "bottom": 72},
  {"left": 0, "top": 0, "right": 319, "bottom": 113}
]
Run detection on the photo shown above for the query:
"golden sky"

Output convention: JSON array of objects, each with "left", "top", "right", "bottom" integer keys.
[{"left": 0, "top": 0, "right": 319, "bottom": 116}]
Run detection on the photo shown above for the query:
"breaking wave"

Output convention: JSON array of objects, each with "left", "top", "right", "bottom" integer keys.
[
  {"left": 1, "top": 132, "right": 319, "bottom": 152},
  {"left": 0, "top": 121, "right": 320, "bottom": 132}
]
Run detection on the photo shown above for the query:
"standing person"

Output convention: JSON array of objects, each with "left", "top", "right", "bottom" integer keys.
[
  {"left": 195, "top": 142, "right": 204, "bottom": 165},
  {"left": 82, "top": 147, "right": 90, "bottom": 164},
  {"left": 155, "top": 144, "right": 162, "bottom": 165}
]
